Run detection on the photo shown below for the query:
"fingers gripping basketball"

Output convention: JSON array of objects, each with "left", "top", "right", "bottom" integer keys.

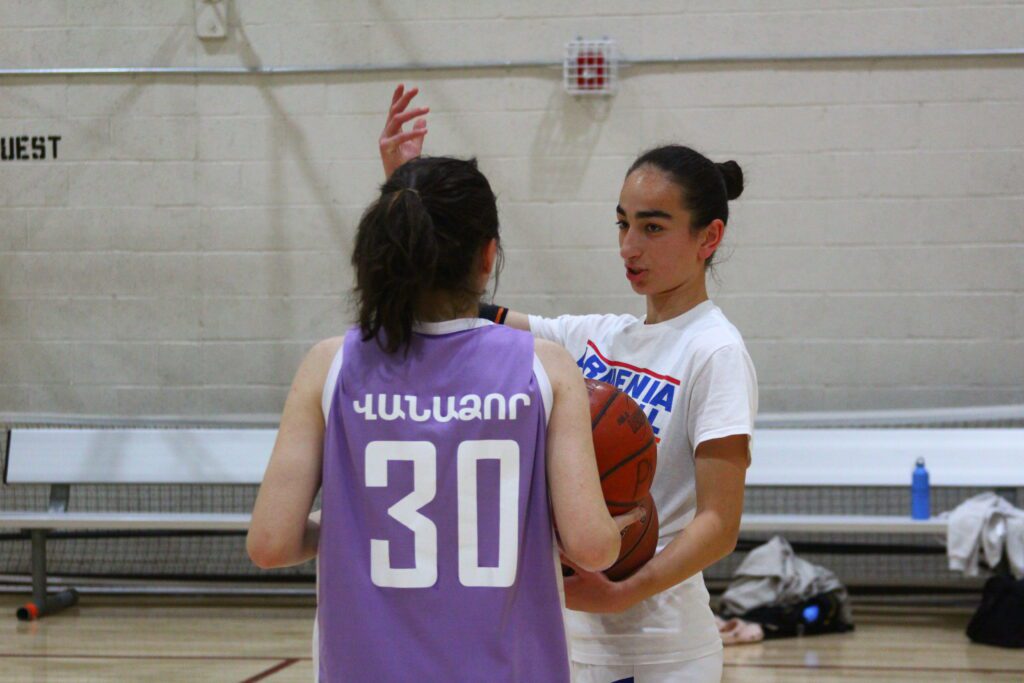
[{"left": 606, "top": 493, "right": 659, "bottom": 581}]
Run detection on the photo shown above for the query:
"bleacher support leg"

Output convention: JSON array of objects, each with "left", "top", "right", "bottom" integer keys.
[{"left": 15, "top": 529, "right": 79, "bottom": 621}]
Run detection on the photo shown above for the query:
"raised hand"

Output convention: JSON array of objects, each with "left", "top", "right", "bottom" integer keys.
[{"left": 379, "top": 83, "right": 429, "bottom": 178}]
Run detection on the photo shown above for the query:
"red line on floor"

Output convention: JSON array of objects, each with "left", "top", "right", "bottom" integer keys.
[
  {"left": 240, "top": 658, "right": 299, "bottom": 682},
  {"left": 0, "top": 653, "right": 311, "bottom": 662}
]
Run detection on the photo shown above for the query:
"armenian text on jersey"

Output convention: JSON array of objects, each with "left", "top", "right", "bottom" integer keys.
[{"left": 352, "top": 392, "right": 532, "bottom": 422}]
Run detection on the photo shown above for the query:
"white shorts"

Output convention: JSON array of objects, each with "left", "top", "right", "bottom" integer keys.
[{"left": 571, "top": 650, "right": 723, "bottom": 683}]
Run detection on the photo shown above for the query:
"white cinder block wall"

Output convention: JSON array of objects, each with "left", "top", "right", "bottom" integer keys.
[{"left": 0, "top": 1, "right": 1021, "bottom": 416}]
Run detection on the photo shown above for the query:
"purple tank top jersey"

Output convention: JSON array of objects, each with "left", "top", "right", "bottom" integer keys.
[{"left": 317, "top": 321, "right": 568, "bottom": 682}]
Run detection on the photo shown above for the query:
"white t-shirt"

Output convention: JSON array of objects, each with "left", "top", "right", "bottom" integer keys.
[{"left": 529, "top": 299, "right": 758, "bottom": 665}]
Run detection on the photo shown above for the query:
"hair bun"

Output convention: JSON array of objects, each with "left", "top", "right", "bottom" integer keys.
[{"left": 716, "top": 160, "right": 744, "bottom": 200}]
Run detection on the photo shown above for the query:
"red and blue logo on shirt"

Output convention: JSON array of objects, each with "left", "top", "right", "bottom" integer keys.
[{"left": 576, "top": 340, "right": 678, "bottom": 438}]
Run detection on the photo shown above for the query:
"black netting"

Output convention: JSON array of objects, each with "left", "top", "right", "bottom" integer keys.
[{"left": 2, "top": 407, "right": 1022, "bottom": 588}]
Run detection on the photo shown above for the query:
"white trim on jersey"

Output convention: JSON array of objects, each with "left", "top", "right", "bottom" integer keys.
[
  {"left": 321, "top": 343, "right": 345, "bottom": 422},
  {"left": 532, "top": 354, "right": 553, "bottom": 424},
  {"left": 412, "top": 318, "right": 493, "bottom": 334}
]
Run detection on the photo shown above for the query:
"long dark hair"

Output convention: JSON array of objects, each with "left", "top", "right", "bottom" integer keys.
[
  {"left": 351, "top": 156, "right": 501, "bottom": 353},
  {"left": 627, "top": 145, "right": 744, "bottom": 269}
]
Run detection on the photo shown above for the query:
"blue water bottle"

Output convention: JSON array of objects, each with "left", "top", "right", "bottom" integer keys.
[{"left": 911, "top": 457, "right": 930, "bottom": 520}]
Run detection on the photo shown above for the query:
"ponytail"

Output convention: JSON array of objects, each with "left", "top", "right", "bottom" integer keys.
[
  {"left": 351, "top": 156, "right": 501, "bottom": 354},
  {"left": 352, "top": 188, "right": 439, "bottom": 353}
]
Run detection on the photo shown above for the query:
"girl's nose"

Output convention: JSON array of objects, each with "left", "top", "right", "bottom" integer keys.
[{"left": 619, "top": 226, "right": 642, "bottom": 261}]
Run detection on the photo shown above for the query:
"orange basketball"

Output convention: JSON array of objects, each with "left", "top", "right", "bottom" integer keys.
[
  {"left": 585, "top": 378, "right": 657, "bottom": 515},
  {"left": 605, "top": 493, "right": 659, "bottom": 581}
]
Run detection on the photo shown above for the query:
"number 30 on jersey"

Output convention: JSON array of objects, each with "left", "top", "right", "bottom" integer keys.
[{"left": 365, "top": 440, "right": 520, "bottom": 589}]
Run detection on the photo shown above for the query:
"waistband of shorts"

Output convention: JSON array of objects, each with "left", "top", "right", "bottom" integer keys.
[{"left": 569, "top": 637, "right": 723, "bottom": 666}]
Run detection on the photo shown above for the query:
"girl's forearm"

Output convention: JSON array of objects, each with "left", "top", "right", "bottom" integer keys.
[
  {"left": 504, "top": 310, "right": 531, "bottom": 331},
  {"left": 620, "top": 510, "right": 739, "bottom": 604}
]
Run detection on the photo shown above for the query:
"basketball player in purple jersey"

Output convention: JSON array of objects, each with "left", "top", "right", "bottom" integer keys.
[
  {"left": 248, "top": 156, "right": 637, "bottom": 681},
  {"left": 382, "top": 86, "right": 755, "bottom": 682}
]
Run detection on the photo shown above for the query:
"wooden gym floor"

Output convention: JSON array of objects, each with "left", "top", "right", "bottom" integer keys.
[{"left": 1, "top": 595, "right": 1021, "bottom": 682}]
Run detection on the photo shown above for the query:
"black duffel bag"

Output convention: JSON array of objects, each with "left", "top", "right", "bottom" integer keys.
[
  {"left": 740, "top": 590, "right": 854, "bottom": 639},
  {"left": 967, "top": 574, "right": 1024, "bottom": 648}
]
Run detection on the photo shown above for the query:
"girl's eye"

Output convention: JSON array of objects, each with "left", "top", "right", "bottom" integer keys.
[
  {"left": 646, "top": 224, "right": 663, "bottom": 233},
  {"left": 616, "top": 220, "right": 628, "bottom": 230}
]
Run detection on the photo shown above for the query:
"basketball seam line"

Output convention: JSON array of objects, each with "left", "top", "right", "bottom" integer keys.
[
  {"left": 600, "top": 437, "right": 655, "bottom": 481},
  {"left": 590, "top": 391, "right": 619, "bottom": 430}
]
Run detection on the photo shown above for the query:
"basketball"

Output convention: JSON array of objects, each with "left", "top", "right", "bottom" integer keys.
[
  {"left": 605, "top": 493, "right": 659, "bottom": 581},
  {"left": 585, "top": 378, "right": 658, "bottom": 515}
]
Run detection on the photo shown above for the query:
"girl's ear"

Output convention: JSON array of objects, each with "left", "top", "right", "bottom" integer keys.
[
  {"left": 481, "top": 238, "right": 499, "bottom": 275},
  {"left": 699, "top": 219, "right": 725, "bottom": 261}
]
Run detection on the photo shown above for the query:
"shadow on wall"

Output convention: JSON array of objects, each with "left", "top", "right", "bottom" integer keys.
[
  {"left": 529, "top": 87, "right": 610, "bottom": 200},
  {"left": 198, "top": 6, "right": 349, "bottom": 413},
  {"left": 375, "top": 3, "right": 613, "bottom": 202}
]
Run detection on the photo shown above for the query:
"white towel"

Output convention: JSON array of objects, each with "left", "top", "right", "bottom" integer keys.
[
  {"left": 1006, "top": 516, "right": 1024, "bottom": 578},
  {"left": 944, "top": 492, "right": 1024, "bottom": 578},
  {"left": 720, "top": 535, "right": 850, "bottom": 622}
]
